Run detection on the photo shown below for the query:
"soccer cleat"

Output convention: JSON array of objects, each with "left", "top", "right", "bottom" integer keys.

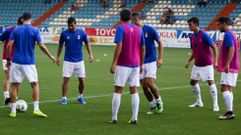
[
  {"left": 9, "top": 112, "right": 16, "bottom": 118},
  {"left": 188, "top": 102, "right": 204, "bottom": 108},
  {"left": 213, "top": 104, "right": 220, "bottom": 112},
  {"left": 61, "top": 98, "right": 67, "bottom": 105},
  {"left": 109, "top": 120, "right": 117, "bottom": 124},
  {"left": 77, "top": 96, "right": 86, "bottom": 104},
  {"left": 156, "top": 102, "right": 164, "bottom": 113},
  {"left": 128, "top": 120, "right": 137, "bottom": 125},
  {"left": 146, "top": 107, "right": 156, "bottom": 115},
  {"left": 33, "top": 110, "right": 48, "bottom": 118},
  {"left": 5, "top": 98, "right": 11, "bottom": 106},
  {"left": 218, "top": 111, "right": 234, "bottom": 120}
]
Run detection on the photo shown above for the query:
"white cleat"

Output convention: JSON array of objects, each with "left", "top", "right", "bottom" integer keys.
[
  {"left": 188, "top": 102, "right": 204, "bottom": 108},
  {"left": 213, "top": 104, "right": 220, "bottom": 112}
]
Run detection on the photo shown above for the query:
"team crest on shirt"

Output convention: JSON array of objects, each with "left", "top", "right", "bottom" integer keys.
[
  {"left": 78, "top": 35, "right": 80, "bottom": 40},
  {"left": 67, "top": 36, "right": 70, "bottom": 39},
  {"left": 145, "top": 32, "right": 148, "bottom": 38}
]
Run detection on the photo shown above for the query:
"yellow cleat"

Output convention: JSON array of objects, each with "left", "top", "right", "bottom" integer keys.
[
  {"left": 9, "top": 112, "right": 16, "bottom": 118},
  {"left": 33, "top": 110, "right": 48, "bottom": 118}
]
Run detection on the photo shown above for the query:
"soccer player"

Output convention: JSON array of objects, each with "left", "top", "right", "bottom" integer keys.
[
  {"left": 55, "top": 17, "right": 94, "bottom": 105},
  {"left": 6, "top": 12, "right": 55, "bottom": 118},
  {"left": 216, "top": 17, "right": 239, "bottom": 120},
  {"left": 132, "top": 12, "right": 164, "bottom": 114},
  {"left": 110, "top": 9, "right": 145, "bottom": 124},
  {"left": 185, "top": 17, "right": 219, "bottom": 112},
  {"left": 0, "top": 16, "right": 23, "bottom": 105}
]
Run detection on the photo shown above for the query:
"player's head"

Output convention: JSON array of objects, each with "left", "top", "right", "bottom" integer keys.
[
  {"left": 132, "top": 12, "right": 142, "bottom": 26},
  {"left": 22, "top": 12, "right": 32, "bottom": 22},
  {"left": 216, "top": 17, "right": 233, "bottom": 32},
  {"left": 187, "top": 17, "right": 199, "bottom": 31},
  {"left": 67, "top": 17, "right": 77, "bottom": 32},
  {"left": 17, "top": 16, "right": 23, "bottom": 26},
  {"left": 120, "top": 8, "right": 132, "bottom": 22}
]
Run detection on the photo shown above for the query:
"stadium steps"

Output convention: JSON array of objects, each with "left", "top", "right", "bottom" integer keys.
[
  {"left": 32, "top": 1, "right": 67, "bottom": 26},
  {"left": 113, "top": 3, "right": 146, "bottom": 28},
  {"left": 205, "top": 3, "right": 237, "bottom": 30}
]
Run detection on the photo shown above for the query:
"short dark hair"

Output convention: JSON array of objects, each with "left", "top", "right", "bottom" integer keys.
[
  {"left": 22, "top": 12, "right": 32, "bottom": 21},
  {"left": 67, "top": 17, "right": 76, "bottom": 25},
  {"left": 132, "top": 12, "right": 142, "bottom": 19},
  {"left": 17, "top": 16, "right": 23, "bottom": 25},
  {"left": 216, "top": 16, "right": 233, "bottom": 25},
  {"left": 120, "top": 8, "right": 131, "bottom": 22},
  {"left": 187, "top": 17, "right": 199, "bottom": 26}
]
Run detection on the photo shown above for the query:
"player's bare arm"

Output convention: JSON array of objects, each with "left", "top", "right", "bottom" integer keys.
[
  {"left": 56, "top": 43, "right": 64, "bottom": 65},
  {"left": 211, "top": 44, "right": 218, "bottom": 69},
  {"left": 110, "top": 42, "right": 122, "bottom": 74},
  {"left": 85, "top": 43, "right": 94, "bottom": 63},
  {"left": 37, "top": 42, "right": 55, "bottom": 63},
  {"left": 225, "top": 46, "right": 234, "bottom": 73},
  {"left": 140, "top": 45, "right": 146, "bottom": 73},
  {"left": 157, "top": 40, "right": 163, "bottom": 68},
  {"left": 185, "top": 51, "right": 194, "bottom": 69},
  {"left": 6, "top": 40, "right": 14, "bottom": 69}
]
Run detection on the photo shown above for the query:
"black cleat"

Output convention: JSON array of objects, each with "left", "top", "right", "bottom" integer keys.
[
  {"left": 128, "top": 120, "right": 137, "bottom": 125},
  {"left": 218, "top": 111, "right": 235, "bottom": 120},
  {"left": 4, "top": 98, "right": 11, "bottom": 105}
]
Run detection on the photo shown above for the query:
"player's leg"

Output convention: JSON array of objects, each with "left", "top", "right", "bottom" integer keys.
[
  {"left": 75, "top": 61, "right": 86, "bottom": 104},
  {"left": 189, "top": 66, "right": 203, "bottom": 107},
  {"left": 219, "top": 73, "right": 237, "bottom": 120},
  {"left": 9, "top": 83, "right": 20, "bottom": 118},
  {"left": 207, "top": 80, "right": 219, "bottom": 111},
  {"left": 128, "top": 67, "right": 140, "bottom": 124},
  {"left": 2, "top": 60, "right": 10, "bottom": 105},
  {"left": 145, "top": 78, "right": 163, "bottom": 113},
  {"left": 61, "top": 61, "right": 74, "bottom": 105},
  {"left": 140, "top": 79, "right": 156, "bottom": 113}
]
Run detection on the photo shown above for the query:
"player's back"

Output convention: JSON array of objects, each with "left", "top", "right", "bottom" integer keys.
[{"left": 117, "top": 23, "right": 142, "bottom": 67}]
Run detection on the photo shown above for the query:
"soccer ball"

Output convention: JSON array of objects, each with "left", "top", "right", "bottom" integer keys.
[{"left": 16, "top": 100, "right": 28, "bottom": 112}]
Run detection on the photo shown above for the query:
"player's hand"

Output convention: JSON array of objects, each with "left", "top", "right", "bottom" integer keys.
[
  {"left": 6, "top": 59, "right": 11, "bottom": 70},
  {"left": 225, "top": 64, "right": 229, "bottom": 73},
  {"left": 157, "top": 58, "right": 163, "bottom": 68},
  {"left": 140, "top": 65, "right": 144, "bottom": 74},
  {"left": 185, "top": 63, "right": 189, "bottom": 69},
  {"left": 213, "top": 62, "right": 218, "bottom": 70},
  {"left": 55, "top": 57, "right": 60, "bottom": 65},
  {"left": 110, "top": 65, "right": 116, "bottom": 74},
  {"left": 50, "top": 55, "right": 55, "bottom": 63},
  {"left": 89, "top": 55, "right": 94, "bottom": 63}
]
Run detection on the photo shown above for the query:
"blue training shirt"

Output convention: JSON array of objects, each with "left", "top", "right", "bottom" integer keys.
[
  {"left": 10, "top": 24, "right": 42, "bottom": 64},
  {"left": 0, "top": 28, "right": 11, "bottom": 42},
  {"left": 59, "top": 28, "right": 88, "bottom": 62},
  {"left": 142, "top": 24, "right": 160, "bottom": 63},
  {"left": 223, "top": 30, "right": 234, "bottom": 47}
]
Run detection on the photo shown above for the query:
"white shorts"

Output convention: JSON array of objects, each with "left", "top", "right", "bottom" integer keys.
[
  {"left": 140, "top": 61, "right": 157, "bottom": 79},
  {"left": 220, "top": 72, "right": 238, "bottom": 87},
  {"left": 191, "top": 65, "right": 214, "bottom": 81},
  {"left": 2, "top": 59, "right": 9, "bottom": 71},
  {"left": 114, "top": 66, "right": 140, "bottom": 87},
  {"left": 63, "top": 61, "right": 86, "bottom": 78},
  {"left": 9, "top": 63, "right": 38, "bottom": 83}
]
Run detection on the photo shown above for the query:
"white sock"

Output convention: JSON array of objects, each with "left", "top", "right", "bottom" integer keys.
[
  {"left": 149, "top": 100, "right": 156, "bottom": 108},
  {"left": 3, "top": 91, "right": 9, "bottom": 99},
  {"left": 192, "top": 83, "right": 202, "bottom": 103},
  {"left": 209, "top": 84, "right": 218, "bottom": 105},
  {"left": 230, "top": 91, "right": 233, "bottom": 111},
  {"left": 62, "top": 96, "right": 67, "bottom": 100},
  {"left": 112, "top": 93, "right": 121, "bottom": 121},
  {"left": 33, "top": 101, "right": 40, "bottom": 111},
  {"left": 222, "top": 91, "right": 232, "bottom": 112},
  {"left": 79, "top": 94, "right": 83, "bottom": 98},
  {"left": 11, "top": 103, "right": 16, "bottom": 113},
  {"left": 155, "top": 96, "right": 162, "bottom": 104},
  {"left": 131, "top": 93, "right": 140, "bottom": 121}
]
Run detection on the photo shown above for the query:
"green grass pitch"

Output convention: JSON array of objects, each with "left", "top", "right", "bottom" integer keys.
[{"left": 0, "top": 44, "right": 240, "bottom": 135}]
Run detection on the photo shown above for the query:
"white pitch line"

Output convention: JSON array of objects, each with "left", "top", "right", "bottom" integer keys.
[{"left": 0, "top": 80, "right": 240, "bottom": 109}]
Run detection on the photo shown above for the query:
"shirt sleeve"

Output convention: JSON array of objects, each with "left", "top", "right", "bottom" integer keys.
[
  {"left": 35, "top": 29, "right": 42, "bottom": 43},
  {"left": 59, "top": 32, "right": 65, "bottom": 45},
  {"left": 152, "top": 27, "right": 160, "bottom": 42},
  {"left": 114, "top": 25, "right": 124, "bottom": 43},
  {"left": 82, "top": 31, "right": 89, "bottom": 44},
  {"left": 202, "top": 32, "right": 214, "bottom": 46},
  {"left": 0, "top": 29, "right": 10, "bottom": 42},
  {"left": 140, "top": 29, "right": 145, "bottom": 46},
  {"left": 9, "top": 29, "right": 16, "bottom": 41},
  {"left": 224, "top": 32, "right": 234, "bottom": 47}
]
